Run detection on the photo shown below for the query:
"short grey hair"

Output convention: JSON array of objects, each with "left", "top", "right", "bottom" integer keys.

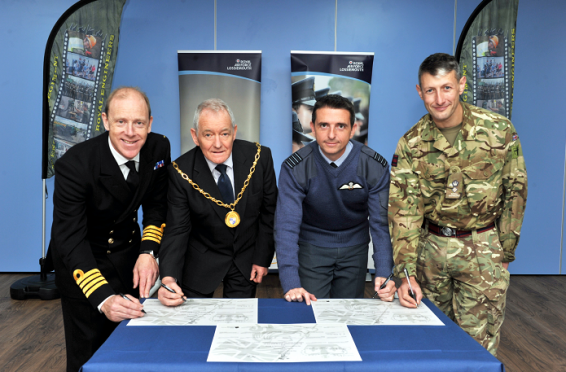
[{"left": 192, "top": 98, "right": 236, "bottom": 132}]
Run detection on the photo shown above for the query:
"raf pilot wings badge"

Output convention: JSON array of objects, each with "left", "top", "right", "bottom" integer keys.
[{"left": 339, "top": 181, "right": 363, "bottom": 191}]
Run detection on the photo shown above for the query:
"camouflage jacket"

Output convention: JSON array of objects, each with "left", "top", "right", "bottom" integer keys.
[{"left": 389, "top": 102, "right": 527, "bottom": 277}]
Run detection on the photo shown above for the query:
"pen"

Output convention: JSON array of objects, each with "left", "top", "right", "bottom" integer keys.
[
  {"left": 161, "top": 283, "right": 187, "bottom": 302},
  {"left": 372, "top": 273, "right": 394, "bottom": 299},
  {"left": 403, "top": 268, "right": 418, "bottom": 308},
  {"left": 119, "top": 293, "right": 146, "bottom": 313}
]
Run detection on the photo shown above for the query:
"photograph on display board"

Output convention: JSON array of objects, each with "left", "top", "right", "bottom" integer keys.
[
  {"left": 53, "top": 118, "right": 88, "bottom": 145},
  {"left": 477, "top": 78, "right": 505, "bottom": 100},
  {"left": 475, "top": 34, "right": 505, "bottom": 57},
  {"left": 61, "top": 75, "right": 95, "bottom": 102},
  {"left": 65, "top": 52, "right": 98, "bottom": 82},
  {"left": 477, "top": 57, "right": 504, "bottom": 79},
  {"left": 477, "top": 99, "right": 506, "bottom": 116},
  {"left": 291, "top": 75, "right": 371, "bottom": 153},
  {"left": 56, "top": 96, "right": 92, "bottom": 124},
  {"left": 54, "top": 138, "right": 74, "bottom": 159},
  {"left": 67, "top": 30, "right": 103, "bottom": 58}
]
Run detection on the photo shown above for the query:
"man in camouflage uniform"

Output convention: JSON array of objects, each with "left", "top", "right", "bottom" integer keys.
[{"left": 389, "top": 53, "right": 527, "bottom": 356}]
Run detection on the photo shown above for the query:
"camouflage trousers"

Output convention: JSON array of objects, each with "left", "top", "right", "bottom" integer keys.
[{"left": 416, "top": 224, "right": 510, "bottom": 356}]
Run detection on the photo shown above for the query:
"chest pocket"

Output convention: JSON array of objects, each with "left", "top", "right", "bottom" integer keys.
[
  {"left": 462, "top": 160, "right": 504, "bottom": 214},
  {"left": 338, "top": 185, "right": 368, "bottom": 210},
  {"left": 415, "top": 158, "right": 447, "bottom": 198}
]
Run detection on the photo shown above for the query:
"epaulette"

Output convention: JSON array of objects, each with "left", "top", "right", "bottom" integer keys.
[
  {"left": 373, "top": 152, "right": 388, "bottom": 167},
  {"left": 361, "top": 146, "right": 388, "bottom": 168},
  {"left": 285, "top": 152, "right": 303, "bottom": 168}
]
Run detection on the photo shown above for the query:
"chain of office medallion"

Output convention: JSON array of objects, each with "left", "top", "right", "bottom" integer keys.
[{"left": 172, "top": 143, "right": 261, "bottom": 211}]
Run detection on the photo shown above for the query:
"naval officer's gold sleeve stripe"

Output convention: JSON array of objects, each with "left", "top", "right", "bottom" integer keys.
[
  {"left": 141, "top": 236, "right": 161, "bottom": 244},
  {"left": 79, "top": 272, "right": 102, "bottom": 290},
  {"left": 82, "top": 276, "right": 106, "bottom": 294},
  {"left": 76, "top": 269, "right": 101, "bottom": 286},
  {"left": 144, "top": 224, "right": 165, "bottom": 232},
  {"left": 143, "top": 225, "right": 162, "bottom": 231},
  {"left": 85, "top": 280, "right": 108, "bottom": 298},
  {"left": 143, "top": 230, "right": 163, "bottom": 238},
  {"left": 143, "top": 229, "right": 160, "bottom": 234},
  {"left": 143, "top": 232, "right": 161, "bottom": 240}
]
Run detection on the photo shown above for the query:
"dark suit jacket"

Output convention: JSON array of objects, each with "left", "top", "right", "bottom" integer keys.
[
  {"left": 159, "top": 140, "right": 277, "bottom": 294},
  {"left": 49, "top": 132, "right": 170, "bottom": 309}
]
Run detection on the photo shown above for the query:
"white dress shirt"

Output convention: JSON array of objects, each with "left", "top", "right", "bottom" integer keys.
[
  {"left": 98, "top": 138, "right": 141, "bottom": 312},
  {"left": 318, "top": 141, "right": 354, "bottom": 167},
  {"left": 108, "top": 137, "right": 140, "bottom": 180}
]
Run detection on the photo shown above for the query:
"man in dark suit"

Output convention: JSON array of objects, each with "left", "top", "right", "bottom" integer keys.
[
  {"left": 49, "top": 87, "right": 170, "bottom": 371},
  {"left": 158, "top": 98, "right": 277, "bottom": 304}
]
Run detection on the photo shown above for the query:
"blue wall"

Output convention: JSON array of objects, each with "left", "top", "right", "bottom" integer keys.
[{"left": 0, "top": 0, "right": 564, "bottom": 274}]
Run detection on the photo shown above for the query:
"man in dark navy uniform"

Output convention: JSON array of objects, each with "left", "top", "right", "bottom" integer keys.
[{"left": 49, "top": 87, "right": 170, "bottom": 371}]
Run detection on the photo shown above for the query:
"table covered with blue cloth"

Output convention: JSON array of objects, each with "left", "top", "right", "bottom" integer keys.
[{"left": 80, "top": 298, "right": 504, "bottom": 372}]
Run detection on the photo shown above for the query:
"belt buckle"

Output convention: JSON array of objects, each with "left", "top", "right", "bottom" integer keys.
[{"left": 441, "top": 227, "right": 455, "bottom": 237}]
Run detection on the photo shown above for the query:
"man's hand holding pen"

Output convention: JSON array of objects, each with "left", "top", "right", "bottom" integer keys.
[
  {"left": 101, "top": 294, "right": 145, "bottom": 322},
  {"left": 398, "top": 269, "right": 422, "bottom": 308},
  {"left": 372, "top": 273, "right": 397, "bottom": 301},
  {"left": 158, "top": 276, "right": 187, "bottom": 307}
]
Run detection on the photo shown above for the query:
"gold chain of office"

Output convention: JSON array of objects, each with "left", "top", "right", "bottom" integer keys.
[{"left": 171, "top": 143, "right": 261, "bottom": 228}]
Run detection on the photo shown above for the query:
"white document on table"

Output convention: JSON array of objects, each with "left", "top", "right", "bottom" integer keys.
[
  {"left": 311, "top": 299, "right": 444, "bottom": 326},
  {"left": 207, "top": 323, "right": 361, "bottom": 363},
  {"left": 127, "top": 298, "right": 258, "bottom": 326}
]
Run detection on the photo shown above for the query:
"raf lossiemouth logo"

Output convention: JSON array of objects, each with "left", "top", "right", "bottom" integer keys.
[
  {"left": 339, "top": 182, "right": 363, "bottom": 191},
  {"left": 340, "top": 61, "right": 364, "bottom": 72},
  {"left": 228, "top": 59, "right": 252, "bottom": 71}
]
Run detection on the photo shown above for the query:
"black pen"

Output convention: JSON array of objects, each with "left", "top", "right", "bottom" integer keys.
[
  {"left": 403, "top": 268, "right": 418, "bottom": 308},
  {"left": 119, "top": 293, "right": 146, "bottom": 313},
  {"left": 372, "top": 273, "right": 394, "bottom": 299},
  {"left": 161, "top": 283, "right": 187, "bottom": 302}
]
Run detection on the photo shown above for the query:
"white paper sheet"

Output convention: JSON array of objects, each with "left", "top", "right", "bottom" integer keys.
[
  {"left": 311, "top": 299, "right": 444, "bottom": 326},
  {"left": 207, "top": 323, "right": 362, "bottom": 362},
  {"left": 127, "top": 298, "right": 258, "bottom": 326}
]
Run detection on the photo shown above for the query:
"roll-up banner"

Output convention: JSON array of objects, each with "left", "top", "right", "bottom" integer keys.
[
  {"left": 290, "top": 51, "right": 374, "bottom": 153},
  {"left": 43, "top": 0, "right": 127, "bottom": 178},
  {"left": 178, "top": 51, "right": 262, "bottom": 154},
  {"left": 287, "top": 51, "right": 375, "bottom": 273},
  {"left": 455, "top": 0, "right": 519, "bottom": 119}
]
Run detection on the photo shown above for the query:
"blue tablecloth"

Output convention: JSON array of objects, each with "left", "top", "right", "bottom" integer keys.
[{"left": 81, "top": 298, "right": 504, "bottom": 372}]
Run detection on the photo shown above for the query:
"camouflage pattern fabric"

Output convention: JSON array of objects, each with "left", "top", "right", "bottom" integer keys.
[
  {"left": 389, "top": 102, "right": 527, "bottom": 278},
  {"left": 417, "top": 226, "right": 509, "bottom": 355}
]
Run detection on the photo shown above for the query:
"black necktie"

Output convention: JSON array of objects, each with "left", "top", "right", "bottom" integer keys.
[
  {"left": 216, "top": 164, "right": 234, "bottom": 203},
  {"left": 125, "top": 161, "right": 139, "bottom": 191},
  {"left": 330, "top": 162, "right": 338, "bottom": 168}
]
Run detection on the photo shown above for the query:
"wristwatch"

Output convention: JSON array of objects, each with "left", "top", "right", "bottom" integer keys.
[{"left": 140, "top": 250, "right": 157, "bottom": 259}]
